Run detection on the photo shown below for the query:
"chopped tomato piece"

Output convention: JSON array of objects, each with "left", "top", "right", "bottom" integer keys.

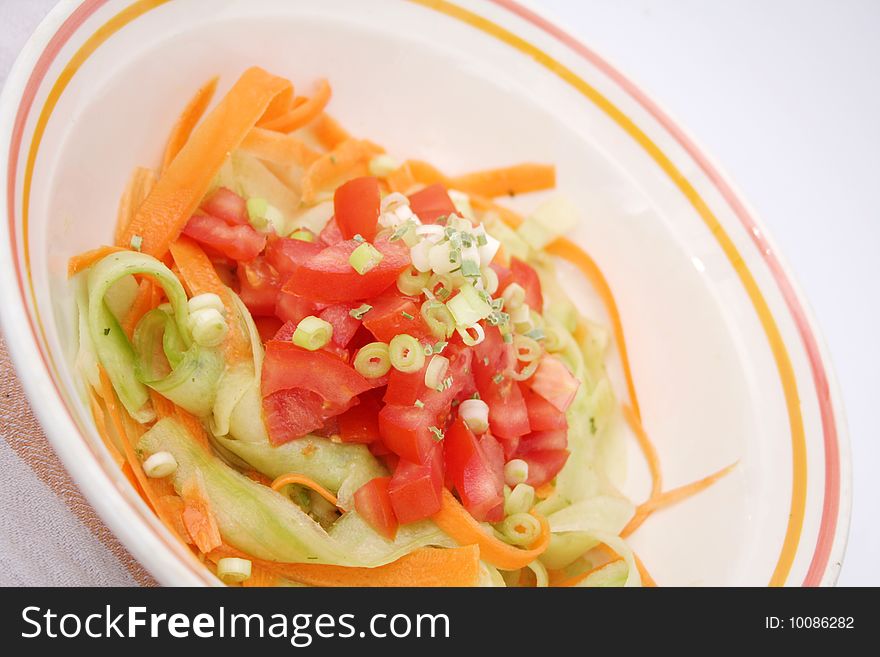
[
  {"left": 378, "top": 403, "right": 442, "bottom": 464},
  {"left": 527, "top": 356, "right": 580, "bottom": 413},
  {"left": 262, "top": 388, "right": 351, "bottom": 445},
  {"left": 354, "top": 477, "right": 398, "bottom": 540},
  {"left": 284, "top": 237, "right": 410, "bottom": 303},
  {"left": 472, "top": 327, "right": 530, "bottom": 438},
  {"left": 200, "top": 187, "right": 248, "bottom": 225},
  {"left": 182, "top": 213, "right": 266, "bottom": 261},
  {"left": 521, "top": 449, "right": 570, "bottom": 488},
  {"left": 388, "top": 443, "right": 444, "bottom": 524},
  {"left": 334, "top": 176, "right": 381, "bottom": 241},
  {"left": 337, "top": 392, "right": 382, "bottom": 444},
  {"left": 236, "top": 256, "right": 281, "bottom": 317},
  {"left": 275, "top": 291, "right": 317, "bottom": 325},
  {"left": 362, "top": 295, "right": 431, "bottom": 343},
  {"left": 408, "top": 184, "right": 457, "bottom": 224},
  {"left": 517, "top": 429, "right": 568, "bottom": 454},
  {"left": 383, "top": 344, "right": 472, "bottom": 415},
  {"left": 265, "top": 235, "right": 322, "bottom": 278},
  {"left": 318, "top": 303, "right": 361, "bottom": 347},
  {"left": 508, "top": 257, "right": 543, "bottom": 312},
  {"left": 262, "top": 340, "right": 376, "bottom": 406},
  {"left": 319, "top": 217, "right": 344, "bottom": 246},
  {"left": 254, "top": 316, "right": 284, "bottom": 343},
  {"left": 522, "top": 386, "right": 568, "bottom": 431},
  {"left": 444, "top": 418, "right": 504, "bottom": 522}
]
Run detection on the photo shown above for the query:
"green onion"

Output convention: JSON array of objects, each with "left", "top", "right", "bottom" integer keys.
[
  {"left": 349, "top": 242, "right": 384, "bottom": 274},
  {"left": 401, "top": 311, "right": 415, "bottom": 320},
  {"left": 504, "top": 483, "right": 535, "bottom": 515},
  {"left": 349, "top": 304, "right": 372, "bottom": 320},
  {"left": 424, "top": 354, "right": 450, "bottom": 390},
  {"left": 499, "top": 512, "right": 541, "bottom": 546},
  {"left": 188, "top": 308, "right": 229, "bottom": 347},
  {"left": 216, "top": 557, "right": 252, "bottom": 584},
  {"left": 396, "top": 266, "right": 431, "bottom": 296},
  {"left": 458, "top": 398, "right": 489, "bottom": 434},
  {"left": 504, "top": 458, "right": 529, "bottom": 486},
  {"left": 513, "top": 334, "right": 542, "bottom": 362},
  {"left": 433, "top": 340, "right": 448, "bottom": 354},
  {"left": 492, "top": 373, "right": 504, "bottom": 385},
  {"left": 446, "top": 282, "right": 493, "bottom": 326},
  {"left": 129, "top": 235, "right": 143, "bottom": 252},
  {"left": 421, "top": 300, "right": 455, "bottom": 339},
  {"left": 187, "top": 292, "right": 225, "bottom": 315},
  {"left": 456, "top": 324, "right": 485, "bottom": 346},
  {"left": 428, "top": 426, "right": 444, "bottom": 442},
  {"left": 459, "top": 259, "right": 480, "bottom": 278},
  {"left": 428, "top": 273, "right": 455, "bottom": 300},
  {"left": 510, "top": 361, "right": 539, "bottom": 381},
  {"left": 481, "top": 266, "right": 499, "bottom": 294},
  {"left": 143, "top": 451, "right": 177, "bottom": 478},
  {"left": 290, "top": 229, "right": 315, "bottom": 242},
  {"left": 388, "top": 334, "right": 425, "bottom": 373},
  {"left": 354, "top": 342, "right": 391, "bottom": 378},
  {"left": 501, "top": 283, "right": 526, "bottom": 311},
  {"left": 293, "top": 315, "right": 333, "bottom": 351},
  {"left": 353, "top": 233, "right": 365, "bottom": 243},
  {"left": 414, "top": 399, "right": 425, "bottom": 409}
]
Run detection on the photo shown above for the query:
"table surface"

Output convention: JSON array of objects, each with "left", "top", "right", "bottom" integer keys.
[{"left": 0, "top": 0, "right": 877, "bottom": 586}]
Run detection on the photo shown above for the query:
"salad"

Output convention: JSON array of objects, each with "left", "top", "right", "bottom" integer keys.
[{"left": 69, "top": 67, "right": 731, "bottom": 587}]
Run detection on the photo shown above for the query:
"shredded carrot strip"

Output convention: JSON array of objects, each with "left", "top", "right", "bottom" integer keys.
[
  {"left": 623, "top": 404, "right": 662, "bottom": 499},
  {"left": 181, "top": 473, "right": 222, "bottom": 554},
  {"left": 554, "top": 557, "right": 625, "bottom": 588},
  {"left": 150, "top": 390, "right": 211, "bottom": 451},
  {"left": 270, "top": 473, "right": 339, "bottom": 508},
  {"left": 385, "top": 161, "right": 418, "bottom": 194},
  {"left": 432, "top": 489, "right": 549, "bottom": 570},
  {"left": 120, "top": 279, "right": 160, "bottom": 339},
  {"left": 67, "top": 245, "right": 126, "bottom": 278},
  {"left": 258, "top": 85, "right": 295, "bottom": 126},
  {"left": 300, "top": 139, "right": 384, "bottom": 203},
  {"left": 535, "top": 482, "right": 555, "bottom": 500},
  {"left": 155, "top": 495, "right": 190, "bottom": 544},
  {"left": 160, "top": 76, "right": 219, "bottom": 174},
  {"left": 240, "top": 127, "right": 322, "bottom": 167},
  {"left": 449, "top": 163, "right": 555, "bottom": 198},
  {"left": 259, "top": 79, "right": 331, "bottom": 133},
  {"left": 86, "top": 386, "right": 125, "bottom": 467},
  {"left": 312, "top": 112, "right": 351, "bottom": 149},
  {"left": 208, "top": 543, "right": 481, "bottom": 587},
  {"left": 404, "top": 159, "right": 451, "bottom": 187},
  {"left": 634, "top": 553, "right": 657, "bottom": 587},
  {"left": 622, "top": 461, "right": 738, "bottom": 538},
  {"left": 241, "top": 565, "right": 279, "bottom": 587},
  {"left": 120, "top": 67, "right": 291, "bottom": 257},
  {"left": 546, "top": 238, "right": 642, "bottom": 421},
  {"left": 114, "top": 167, "right": 157, "bottom": 246},
  {"left": 168, "top": 236, "right": 251, "bottom": 364}
]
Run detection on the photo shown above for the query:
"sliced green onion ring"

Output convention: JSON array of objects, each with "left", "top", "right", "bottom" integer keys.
[
  {"left": 421, "top": 300, "right": 455, "bottom": 339},
  {"left": 293, "top": 315, "right": 333, "bottom": 351},
  {"left": 397, "top": 266, "right": 431, "bottom": 296},
  {"left": 389, "top": 334, "right": 425, "bottom": 373},
  {"left": 354, "top": 342, "right": 392, "bottom": 378},
  {"left": 514, "top": 334, "right": 542, "bottom": 362},
  {"left": 424, "top": 354, "right": 450, "bottom": 390}
]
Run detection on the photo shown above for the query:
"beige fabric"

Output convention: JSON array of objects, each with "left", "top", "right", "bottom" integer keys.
[{"left": 0, "top": 333, "right": 156, "bottom": 586}]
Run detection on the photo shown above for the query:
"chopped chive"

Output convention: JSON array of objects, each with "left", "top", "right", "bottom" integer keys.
[
  {"left": 460, "top": 259, "right": 480, "bottom": 278},
  {"left": 492, "top": 373, "right": 504, "bottom": 384},
  {"left": 349, "top": 303, "right": 373, "bottom": 320},
  {"left": 401, "top": 311, "right": 415, "bottom": 320},
  {"left": 433, "top": 341, "right": 448, "bottom": 353},
  {"left": 429, "top": 426, "right": 444, "bottom": 441},
  {"left": 415, "top": 399, "right": 425, "bottom": 409},
  {"left": 477, "top": 233, "right": 488, "bottom": 247},
  {"left": 353, "top": 233, "right": 365, "bottom": 243},
  {"left": 442, "top": 376, "right": 454, "bottom": 390}
]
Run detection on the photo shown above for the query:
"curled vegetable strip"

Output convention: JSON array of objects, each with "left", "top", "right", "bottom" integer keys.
[{"left": 87, "top": 251, "right": 193, "bottom": 421}]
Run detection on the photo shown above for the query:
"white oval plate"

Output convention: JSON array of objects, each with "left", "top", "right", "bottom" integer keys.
[{"left": 0, "top": 0, "right": 850, "bottom": 586}]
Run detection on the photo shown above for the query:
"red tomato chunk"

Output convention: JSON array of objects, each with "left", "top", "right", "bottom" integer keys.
[
  {"left": 334, "top": 177, "right": 381, "bottom": 241},
  {"left": 354, "top": 477, "right": 398, "bottom": 540}
]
